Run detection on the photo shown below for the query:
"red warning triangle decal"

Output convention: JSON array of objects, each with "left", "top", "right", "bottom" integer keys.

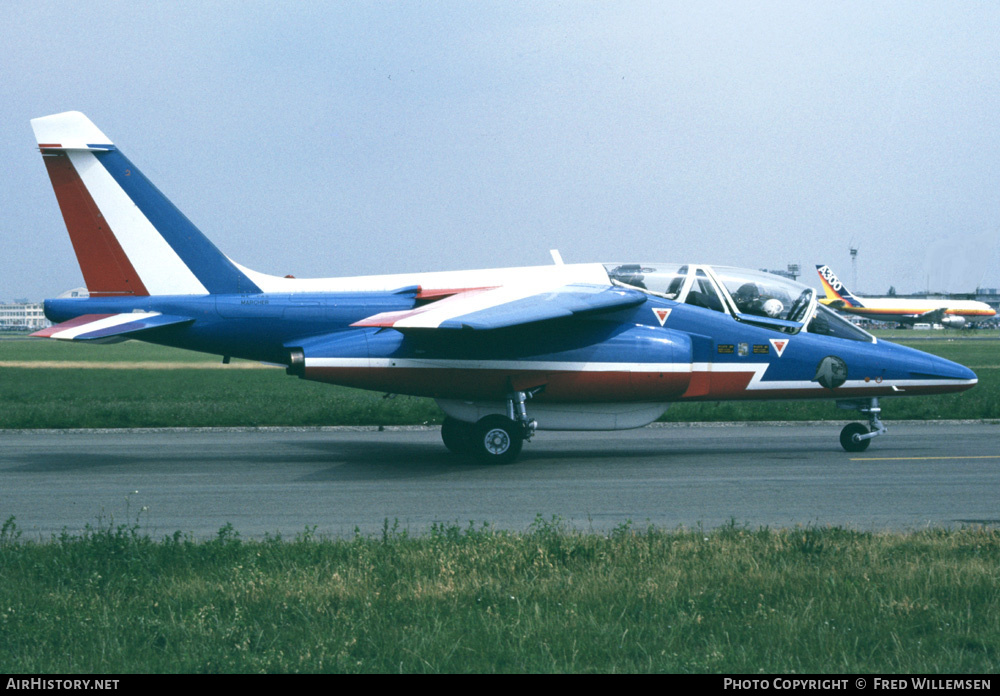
[
  {"left": 769, "top": 338, "right": 789, "bottom": 357},
  {"left": 652, "top": 308, "right": 672, "bottom": 326}
]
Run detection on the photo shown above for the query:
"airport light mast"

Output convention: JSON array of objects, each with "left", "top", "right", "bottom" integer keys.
[{"left": 850, "top": 245, "right": 859, "bottom": 291}]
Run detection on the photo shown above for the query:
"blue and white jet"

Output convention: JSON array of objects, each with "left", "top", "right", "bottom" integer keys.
[{"left": 30, "top": 112, "right": 978, "bottom": 462}]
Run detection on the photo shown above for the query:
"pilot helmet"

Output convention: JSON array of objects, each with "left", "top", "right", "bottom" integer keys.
[
  {"left": 733, "top": 282, "right": 763, "bottom": 308},
  {"left": 762, "top": 298, "right": 784, "bottom": 317}
]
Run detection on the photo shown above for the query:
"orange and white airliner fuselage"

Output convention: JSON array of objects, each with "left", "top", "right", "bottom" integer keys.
[{"left": 816, "top": 265, "right": 996, "bottom": 329}]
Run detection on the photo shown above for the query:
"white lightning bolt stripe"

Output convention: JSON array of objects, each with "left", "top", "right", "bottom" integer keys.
[
  {"left": 713, "top": 363, "right": 976, "bottom": 391},
  {"left": 306, "top": 358, "right": 696, "bottom": 372}
]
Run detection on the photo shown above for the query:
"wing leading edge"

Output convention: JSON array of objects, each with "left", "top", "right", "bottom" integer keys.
[{"left": 353, "top": 283, "right": 648, "bottom": 331}]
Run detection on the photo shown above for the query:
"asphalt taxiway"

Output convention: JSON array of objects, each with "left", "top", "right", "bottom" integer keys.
[{"left": 1, "top": 422, "right": 998, "bottom": 539}]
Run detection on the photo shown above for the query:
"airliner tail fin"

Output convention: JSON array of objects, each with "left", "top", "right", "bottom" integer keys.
[{"left": 815, "top": 264, "right": 864, "bottom": 308}]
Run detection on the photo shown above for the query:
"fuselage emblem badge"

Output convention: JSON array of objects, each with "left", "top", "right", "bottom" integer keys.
[{"left": 653, "top": 308, "right": 672, "bottom": 326}]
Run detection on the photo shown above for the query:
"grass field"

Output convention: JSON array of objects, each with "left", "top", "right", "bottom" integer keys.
[
  {"left": 1, "top": 334, "right": 997, "bottom": 428},
  {"left": 0, "top": 517, "right": 997, "bottom": 673},
  {"left": 3, "top": 335, "right": 998, "bottom": 673}
]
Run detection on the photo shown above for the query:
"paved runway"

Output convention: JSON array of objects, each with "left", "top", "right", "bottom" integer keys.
[{"left": 2, "top": 422, "right": 998, "bottom": 539}]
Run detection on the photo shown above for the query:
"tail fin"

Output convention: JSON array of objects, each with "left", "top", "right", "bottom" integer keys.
[
  {"left": 31, "top": 111, "right": 259, "bottom": 296},
  {"left": 815, "top": 264, "right": 863, "bottom": 308}
]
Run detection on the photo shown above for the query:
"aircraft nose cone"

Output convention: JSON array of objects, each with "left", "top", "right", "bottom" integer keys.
[
  {"left": 910, "top": 353, "right": 979, "bottom": 394},
  {"left": 881, "top": 340, "right": 977, "bottom": 391},
  {"left": 918, "top": 351, "right": 978, "bottom": 386},
  {"left": 936, "top": 355, "right": 977, "bottom": 382}
]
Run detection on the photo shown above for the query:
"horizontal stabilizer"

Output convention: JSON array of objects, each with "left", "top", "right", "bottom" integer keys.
[
  {"left": 31, "top": 312, "right": 194, "bottom": 343},
  {"left": 353, "top": 283, "right": 647, "bottom": 331}
]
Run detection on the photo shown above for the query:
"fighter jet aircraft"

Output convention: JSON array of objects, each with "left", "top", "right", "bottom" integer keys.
[
  {"left": 816, "top": 264, "right": 996, "bottom": 328},
  {"left": 29, "top": 112, "right": 978, "bottom": 461}
]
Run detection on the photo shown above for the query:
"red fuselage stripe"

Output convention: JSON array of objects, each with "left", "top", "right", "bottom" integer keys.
[
  {"left": 303, "top": 366, "right": 974, "bottom": 403},
  {"left": 305, "top": 366, "right": 692, "bottom": 402}
]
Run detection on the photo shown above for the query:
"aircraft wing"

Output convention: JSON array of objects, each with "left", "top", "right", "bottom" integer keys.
[
  {"left": 913, "top": 308, "right": 948, "bottom": 323},
  {"left": 353, "top": 283, "right": 647, "bottom": 331},
  {"left": 887, "top": 308, "right": 948, "bottom": 325},
  {"left": 31, "top": 312, "right": 194, "bottom": 343}
]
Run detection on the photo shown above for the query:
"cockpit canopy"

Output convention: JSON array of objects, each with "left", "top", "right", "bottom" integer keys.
[{"left": 604, "top": 262, "right": 873, "bottom": 342}]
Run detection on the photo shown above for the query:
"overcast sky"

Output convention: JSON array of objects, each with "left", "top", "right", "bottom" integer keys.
[{"left": 3, "top": 1, "right": 999, "bottom": 301}]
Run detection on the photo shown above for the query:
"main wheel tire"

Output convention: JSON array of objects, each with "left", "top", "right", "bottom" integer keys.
[
  {"left": 840, "top": 422, "right": 871, "bottom": 452},
  {"left": 441, "top": 417, "right": 475, "bottom": 456},
  {"left": 472, "top": 415, "right": 524, "bottom": 464}
]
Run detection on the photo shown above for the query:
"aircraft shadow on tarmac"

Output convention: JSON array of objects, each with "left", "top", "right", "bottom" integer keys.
[
  {"left": 2, "top": 440, "right": 477, "bottom": 478},
  {"left": 4, "top": 430, "right": 863, "bottom": 481},
  {"left": 3, "top": 452, "right": 147, "bottom": 473},
  {"left": 288, "top": 436, "right": 823, "bottom": 482}
]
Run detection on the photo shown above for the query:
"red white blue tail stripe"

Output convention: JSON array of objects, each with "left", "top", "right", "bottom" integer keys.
[
  {"left": 32, "top": 312, "right": 192, "bottom": 342},
  {"left": 32, "top": 111, "right": 259, "bottom": 297}
]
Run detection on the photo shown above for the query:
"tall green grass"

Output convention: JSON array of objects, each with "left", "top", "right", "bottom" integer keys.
[{"left": 0, "top": 517, "right": 996, "bottom": 673}]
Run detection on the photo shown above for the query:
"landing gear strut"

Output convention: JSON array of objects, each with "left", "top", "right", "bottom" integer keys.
[
  {"left": 441, "top": 388, "right": 540, "bottom": 464},
  {"left": 838, "top": 397, "right": 888, "bottom": 453}
]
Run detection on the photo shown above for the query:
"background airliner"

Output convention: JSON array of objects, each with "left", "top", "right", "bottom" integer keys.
[{"left": 816, "top": 265, "right": 996, "bottom": 329}]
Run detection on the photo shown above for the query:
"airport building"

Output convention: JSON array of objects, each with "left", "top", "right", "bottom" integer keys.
[
  {"left": 973, "top": 288, "right": 1000, "bottom": 315},
  {"left": 761, "top": 264, "right": 801, "bottom": 282},
  {"left": 0, "top": 288, "right": 87, "bottom": 332},
  {"left": 0, "top": 300, "right": 48, "bottom": 331}
]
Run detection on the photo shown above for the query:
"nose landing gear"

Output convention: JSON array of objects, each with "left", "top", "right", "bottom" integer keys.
[{"left": 838, "top": 397, "right": 888, "bottom": 452}]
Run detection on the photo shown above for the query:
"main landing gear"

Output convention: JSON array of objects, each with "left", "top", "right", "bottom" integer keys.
[
  {"left": 441, "top": 389, "right": 539, "bottom": 464},
  {"left": 838, "top": 397, "right": 888, "bottom": 453}
]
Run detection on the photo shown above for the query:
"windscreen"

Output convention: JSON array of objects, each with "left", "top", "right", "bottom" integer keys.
[
  {"left": 604, "top": 261, "right": 873, "bottom": 341},
  {"left": 604, "top": 263, "right": 690, "bottom": 298},
  {"left": 711, "top": 267, "right": 814, "bottom": 323},
  {"left": 807, "top": 304, "right": 874, "bottom": 342}
]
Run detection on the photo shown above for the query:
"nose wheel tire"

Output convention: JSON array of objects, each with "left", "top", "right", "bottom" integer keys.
[
  {"left": 840, "top": 422, "right": 871, "bottom": 452},
  {"left": 473, "top": 415, "right": 523, "bottom": 464}
]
